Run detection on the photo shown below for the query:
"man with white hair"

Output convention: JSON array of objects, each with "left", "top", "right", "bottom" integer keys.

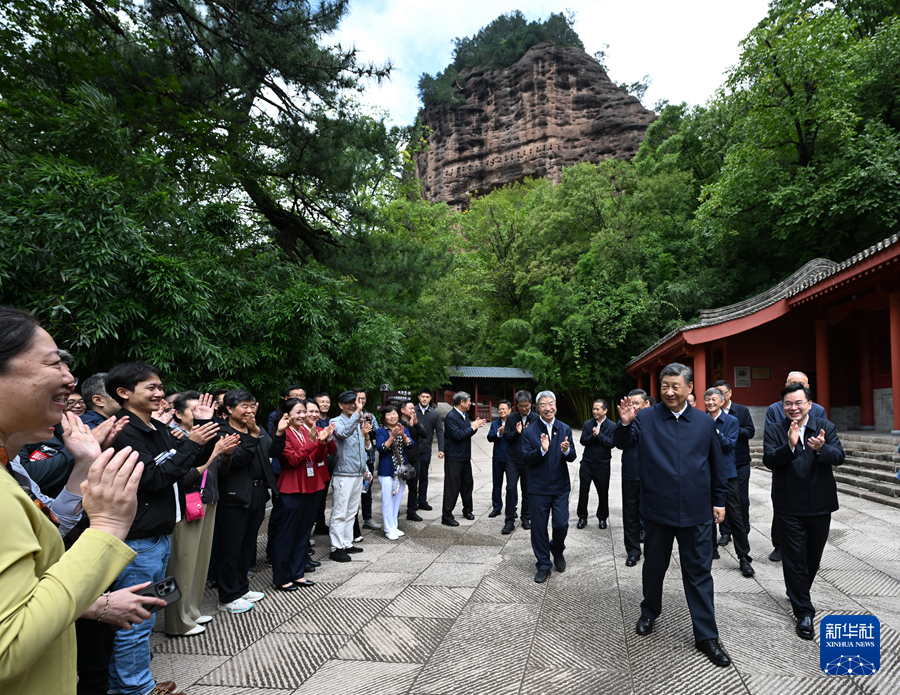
[{"left": 521, "top": 391, "right": 577, "bottom": 583}]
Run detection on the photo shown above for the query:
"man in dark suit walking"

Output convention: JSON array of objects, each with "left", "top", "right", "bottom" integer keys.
[
  {"left": 502, "top": 390, "right": 540, "bottom": 535},
  {"left": 577, "top": 398, "right": 616, "bottom": 529},
  {"left": 763, "top": 383, "right": 844, "bottom": 640},
  {"left": 416, "top": 389, "right": 444, "bottom": 511},
  {"left": 521, "top": 390, "right": 577, "bottom": 583},
  {"left": 713, "top": 380, "right": 755, "bottom": 549},
  {"left": 763, "top": 371, "right": 827, "bottom": 562},
  {"left": 615, "top": 363, "right": 732, "bottom": 667},
  {"left": 441, "top": 391, "right": 486, "bottom": 526}
]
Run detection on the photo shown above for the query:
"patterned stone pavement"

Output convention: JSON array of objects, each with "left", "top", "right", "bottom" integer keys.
[{"left": 150, "top": 432, "right": 900, "bottom": 694}]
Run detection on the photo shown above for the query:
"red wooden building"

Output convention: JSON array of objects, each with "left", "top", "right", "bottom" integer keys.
[{"left": 625, "top": 233, "right": 900, "bottom": 434}]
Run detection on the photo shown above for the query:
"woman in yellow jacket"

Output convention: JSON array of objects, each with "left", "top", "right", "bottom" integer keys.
[{"left": 0, "top": 306, "right": 148, "bottom": 695}]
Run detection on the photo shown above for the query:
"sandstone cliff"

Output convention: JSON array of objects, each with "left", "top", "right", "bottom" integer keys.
[{"left": 414, "top": 43, "right": 656, "bottom": 207}]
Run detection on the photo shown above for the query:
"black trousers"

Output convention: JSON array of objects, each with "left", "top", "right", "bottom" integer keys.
[
  {"left": 265, "top": 493, "right": 284, "bottom": 562},
  {"left": 406, "top": 458, "right": 421, "bottom": 513},
  {"left": 491, "top": 458, "right": 506, "bottom": 511},
  {"left": 622, "top": 478, "right": 641, "bottom": 559},
  {"left": 504, "top": 458, "right": 530, "bottom": 522},
  {"left": 719, "top": 464, "right": 751, "bottom": 535},
  {"left": 75, "top": 617, "right": 113, "bottom": 693},
  {"left": 641, "top": 518, "right": 718, "bottom": 644},
  {"left": 530, "top": 492, "right": 569, "bottom": 570},
  {"left": 778, "top": 512, "right": 831, "bottom": 618},
  {"left": 712, "top": 477, "right": 751, "bottom": 559},
  {"left": 418, "top": 450, "right": 432, "bottom": 505},
  {"left": 272, "top": 489, "right": 322, "bottom": 585},
  {"left": 216, "top": 486, "right": 267, "bottom": 603},
  {"left": 442, "top": 459, "right": 473, "bottom": 520},
  {"left": 577, "top": 461, "right": 611, "bottom": 520}
]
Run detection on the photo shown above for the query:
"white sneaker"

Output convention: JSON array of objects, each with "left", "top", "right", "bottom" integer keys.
[
  {"left": 243, "top": 590, "right": 266, "bottom": 602},
  {"left": 354, "top": 535, "right": 364, "bottom": 543},
  {"left": 310, "top": 538, "right": 316, "bottom": 546},
  {"left": 195, "top": 615, "right": 213, "bottom": 625},
  {"left": 397, "top": 529, "right": 405, "bottom": 536},
  {"left": 218, "top": 598, "right": 253, "bottom": 613},
  {"left": 386, "top": 531, "right": 400, "bottom": 540},
  {"left": 182, "top": 624, "right": 206, "bottom": 636}
]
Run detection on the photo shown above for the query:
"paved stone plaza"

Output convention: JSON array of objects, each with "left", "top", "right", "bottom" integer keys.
[{"left": 149, "top": 432, "right": 900, "bottom": 694}]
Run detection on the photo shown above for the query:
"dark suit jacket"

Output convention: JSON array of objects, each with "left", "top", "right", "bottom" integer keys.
[
  {"left": 579, "top": 417, "right": 616, "bottom": 465},
  {"left": 614, "top": 403, "right": 728, "bottom": 527},
  {"left": 444, "top": 408, "right": 477, "bottom": 461},
  {"left": 725, "top": 402, "right": 755, "bottom": 467},
  {"left": 503, "top": 410, "right": 540, "bottom": 464},
  {"left": 620, "top": 441, "right": 641, "bottom": 482},
  {"left": 400, "top": 417, "right": 428, "bottom": 464},
  {"left": 763, "top": 415, "right": 844, "bottom": 516},
  {"left": 521, "top": 419, "right": 577, "bottom": 496},
  {"left": 713, "top": 412, "right": 739, "bottom": 479}
]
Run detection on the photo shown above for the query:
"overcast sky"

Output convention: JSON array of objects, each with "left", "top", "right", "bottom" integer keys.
[{"left": 333, "top": 0, "right": 774, "bottom": 127}]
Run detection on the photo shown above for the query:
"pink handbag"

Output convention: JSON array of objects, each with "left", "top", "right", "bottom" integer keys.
[{"left": 185, "top": 470, "right": 207, "bottom": 521}]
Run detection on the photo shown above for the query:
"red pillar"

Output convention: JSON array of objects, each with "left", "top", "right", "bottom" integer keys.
[
  {"left": 692, "top": 347, "right": 707, "bottom": 404},
  {"left": 859, "top": 327, "right": 875, "bottom": 429},
  {"left": 890, "top": 293, "right": 900, "bottom": 433},
  {"left": 650, "top": 365, "right": 660, "bottom": 402},
  {"left": 815, "top": 319, "right": 831, "bottom": 418}
]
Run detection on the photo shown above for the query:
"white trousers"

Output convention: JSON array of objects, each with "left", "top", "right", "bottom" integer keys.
[
  {"left": 330, "top": 475, "right": 363, "bottom": 550},
  {"left": 379, "top": 476, "right": 406, "bottom": 537}
]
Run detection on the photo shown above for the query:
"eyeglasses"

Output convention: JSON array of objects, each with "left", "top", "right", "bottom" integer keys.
[
  {"left": 783, "top": 400, "right": 808, "bottom": 410},
  {"left": 66, "top": 399, "right": 85, "bottom": 407}
]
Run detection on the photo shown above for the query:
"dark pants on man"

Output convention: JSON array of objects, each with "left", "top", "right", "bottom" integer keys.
[
  {"left": 272, "top": 489, "right": 322, "bottom": 585},
  {"left": 216, "top": 486, "right": 267, "bottom": 603},
  {"left": 505, "top": 459, "right": 530, "bottom": 522},
  {"left": 642, "top": 518, "right": 718, "bottom": 644},
  {"left": 577, "top": 461, "right": 611, "bottom": 520},
  {"left": 491, "top": 458, "right": 506, "bottom": 511},
  {"left": 713, "top": 478, "right": 751, "bottom": 559},
  {"left": 719, "top": 463, "right": 751, "bottom": 536},
  {"left": 622, "top": 478, "right": 641, "bottom": 559},
  {"left": 418, "top": 449, "right": 432, "bottom": 506},
  {"left": 442, "top": 458, "right": 473, "bottom": 520},
  {"left": 530, "top": 492, "right": 569, "bottom": 571},
  {"left": 406, "top": 459, "right": 421, "bottom": 514},
  {"left": 76, "top": 617, "right": 113, "bottom": 694},
  {"left": 778, "top": 512, "right": 831, "bottom": 618}
]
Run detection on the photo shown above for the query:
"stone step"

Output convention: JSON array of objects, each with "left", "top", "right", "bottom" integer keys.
[
  {"left": 841, "top": 440, "right": 899, "bottom": 454},
  {"left": 840, "top": 433, "right": 900, "bottom": 447},
  {"left": 836, "top": 481, "right": 900, "bottom": 511},
  {"left": 840, "top": 449, "right": 900, "bottom": 464},
  {"left": 843, "top": 455, "right": 900, "bottom": 473},
  {"left": 833, "top": 470, "right": 900, "bottom": 499},
  {"left": 839, "top": 461, "right": 900, "bottom": 484}
]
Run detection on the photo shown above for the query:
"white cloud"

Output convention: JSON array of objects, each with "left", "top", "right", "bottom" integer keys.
[{"left": 333, "top": 0, "right": 772, "bottom": 127}]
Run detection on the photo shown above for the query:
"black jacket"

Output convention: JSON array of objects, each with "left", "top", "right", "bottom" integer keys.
[
  {"left": 726, "top": 402, "right": 755, "bottom": 468},
  {"left": 503, "top": 410, "right": 541, "bottom": 464},
  {"left": 579, "top": 417, "right": 616, "bottom": 465},
  {"left": 416, "top": 404, "right": 445, "bottom": 454},
  {"left": 216, "top": 420, "right": 281, "bottom": 508},
  {"left": 18, "top": 424, "right": 74, "bottom": 498},
  {"left": 763, "top": 415, "right": 844, "bottom": 516},
  {"left": 400, "top": 417, "right": 429, "bottom": 464},
  {"left": 111, "top": 408, "right": 206, "bottom": 540},
  {"left": 444, "top": 408, "right": 478, "bottom": 461}
]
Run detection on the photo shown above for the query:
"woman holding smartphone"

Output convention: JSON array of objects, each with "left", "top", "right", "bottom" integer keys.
[{"left": 375, "top": 405, "right": 415, "bottom": 541}]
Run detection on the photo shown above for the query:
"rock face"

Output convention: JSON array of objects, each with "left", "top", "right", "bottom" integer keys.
[{"left": 414, "top": 43, "right": 656, "bottom": 207}]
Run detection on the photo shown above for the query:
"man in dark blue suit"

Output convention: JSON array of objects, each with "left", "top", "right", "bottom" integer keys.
[
  {"left": 614, "top": 363, "right": 732, "bottom": 667},
  {"left": 704, "top": 387, "right": 754, "bottom": 577},
  {"left": 441, "top": 391, "right": 486, "bottom": 526},
  {"left": 577, "top": 398, "right": 616, "bottom": 529},
  {"left": 486, "top": 400, "right": 511, "bottom": 518},
  {"left": 521, "top": 390, "right": 577, "bottom": 583},
  {"left": 502, "top": 390, "right": 540, "bottom": 535},
  {"left": 763, "top": 371, "right": 827, "bottom": 562},
  {"left": 763, "top": 383, "right": 844, "bottom": 640},
  {"left": 713, "top": 380, "right": 755, "bottom": 548}
]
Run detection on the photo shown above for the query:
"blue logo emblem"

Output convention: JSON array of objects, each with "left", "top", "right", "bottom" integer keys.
[{"left": 820, "top": 615, "right": 880, "bottom": 675}]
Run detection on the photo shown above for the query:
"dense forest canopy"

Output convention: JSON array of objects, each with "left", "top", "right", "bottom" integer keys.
[{"left": 1, "top": 0, "right": 899, "bottom": 421}]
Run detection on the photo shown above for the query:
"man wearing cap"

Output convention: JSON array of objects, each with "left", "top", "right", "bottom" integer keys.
[{"left": 329, "top": 391, "right": 373, "bottom": 562}]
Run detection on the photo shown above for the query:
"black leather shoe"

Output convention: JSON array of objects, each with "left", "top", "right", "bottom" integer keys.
[
  {"left": 292, "top": 579, "right": 316, "bottom": 588},
  {"left": 463, "top": 512, "right": 475, "bottom": 520},
  {"left": 635, "top": 616, "right": 655, "bottom": 635},
  {"left": 625, "top": 555, "right": 640, "bottom": 567},
  {"left": 419, "top": 502, "right": 433, "bottom": 511},
  {"left": 330, "top": 549, "right": 351, "bottom": 562},
  {"left": 274, "top": 583, "right": 299, "bottom": 592},
  {"left": 696, "top": 638, "right": 731, "bottom": 667},
  {"left": 534, "top": 568, "right": 551, "bottom": 583},
  {"left": 553, "top": 554, "right": 566, "bottom": 572},
  {"left": 501, "top": 520, "right": 515, "bottom": 534},
  {"left": 442, "top": 517, "right": 460, "bottom": 527},
  {"left": 718, "top": 533, "right": 731, "bottom": 546},
  {"left": 739, "top": 557, "right": 755, "bottom": 577},
  {"left": 521, "top": 518, "right": 531, "bottom": 530},
  {"left": 598, "top": 518, "right": 607, "bottom": 529},
  {"left": 304, "top": 563, "right": 316, "bottom": 573},
  {"left": 306, "top": 558, "right": 321, "bottom": 567},
  {"left": 712, "top": 548, "right": 720, "bottom": 560},
  {"left": 769, "top": 548, "right": 782, "bottom": 562},
  {"left": 488, "top": 509, "right": 502, "bottom": 518},
  {"left": 796, "top": 615, "right": 814, "bottom": 640},
  {"left": 406, "top": 512, "right": 423, "bottom": 521},
  {"left": 346, "top": 546, "right": 363, "bottom": 554},
  {"left": 576, "top": 517, "right": 587, "bottom": 529}
]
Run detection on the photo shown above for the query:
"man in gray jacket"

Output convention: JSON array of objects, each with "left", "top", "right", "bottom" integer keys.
[
  {"left": 329, "top": 391, "right": 373, "bottom": 562},
  {"left": 415, "top": 389, "right": 445, "bottom": 511}
]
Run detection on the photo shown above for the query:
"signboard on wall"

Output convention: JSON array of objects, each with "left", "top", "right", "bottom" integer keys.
[{"left": 734, "top": 367, "right": 751, "bottom": 388}]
